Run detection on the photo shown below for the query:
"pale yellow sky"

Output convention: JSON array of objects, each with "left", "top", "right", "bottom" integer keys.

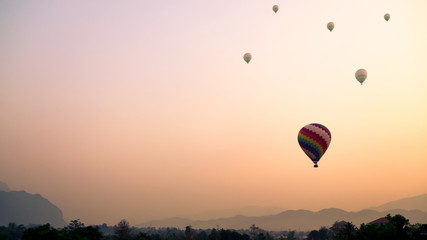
[{"left": 1, "top": 0, "right": 427, "bottom": 225}]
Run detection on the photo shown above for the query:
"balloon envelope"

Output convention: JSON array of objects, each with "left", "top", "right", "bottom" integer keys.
[
  {"left": 384, "top": 13, "right": 390, "bottom": 21},
  {"left": 273, "top": 5, "right": 279, "bottom": 13},
  {"left": 327, "top": 22, "right": 334, "bottom": 32},
  {"left": 298, "top": 123, "right": 331, "bottom": 168},
  {"left": 243, "top": 53, "right": 252, "bottom": 64},
  {"left": 355, "top": 69, "right": 368, "bottom": 84}
]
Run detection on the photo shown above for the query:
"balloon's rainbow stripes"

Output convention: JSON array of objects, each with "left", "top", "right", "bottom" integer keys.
[{"left": 298, "top": 123, "right": 331, "bottom": 167}]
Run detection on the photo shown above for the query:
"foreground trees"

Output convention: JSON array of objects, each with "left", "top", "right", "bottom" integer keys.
[
  {"left": 113, "top": 219, "right": 132, "bottom": 240},
  {"left": 21, "top": 219, "right": 102, "bottom": 240},
  {"left": 1, "top": 214, "right": 426, "bottom": 240},
  {"left": 307, "top": 214, "right": 425, "bottom": 240},
  {"left": 0, "top": 223, "right": 25, "bottom": 240}
]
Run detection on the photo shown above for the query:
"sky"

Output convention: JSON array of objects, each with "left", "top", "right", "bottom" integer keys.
[{"left": 1, "top": 0, "right": 427, "bottom": 226}]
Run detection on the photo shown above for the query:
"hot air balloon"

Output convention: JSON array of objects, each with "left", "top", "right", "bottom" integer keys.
[
  {"left": 243, "top": 53, "right": 252, "bottom": 64},
  {"left": 298, "top": 123, "right": 331, "bottom": 168},
  {"left": 384, "top": 13, "right": 390, "bottom": 21},
  {"left": 327, "top": 22, "right": 334, "bottom": 32},
  {"left": 273, "top": 5, "right": 279, "bottom": 13},
  {"left": 355, "top": 69, "right": 367, "bottom": 85}
]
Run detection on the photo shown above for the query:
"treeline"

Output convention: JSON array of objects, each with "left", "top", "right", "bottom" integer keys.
[
  {"left": 0, "top": 214, "right": 426, "bottom": 240},
  {"left": 305, "top": 214, "right": 426, "bottom": 240}
]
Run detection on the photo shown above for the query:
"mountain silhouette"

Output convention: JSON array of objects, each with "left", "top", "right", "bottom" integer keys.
[
  {"left": 370, "top": 193, "right": 427, "bottom": 212},
  {"left": 184, "top": 206, "right": 285, "bottom": 221},
  {"left": 139, "top": 208, "right": 427, "bottom": 231},
  {"left": 139, "top": 193, "right": 427, "bottom": 231},
  {"left": 0, "top": 188, "right": 66, "bottom": 227}
]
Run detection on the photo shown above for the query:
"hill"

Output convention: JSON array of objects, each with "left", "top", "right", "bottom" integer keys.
[
  {"left": 185, "top": 206, "right": 285, "bottom": 221},
  {"left": 370, "top": 193, "right": 427, "bottom": 212},
  {"left": 139, "top": 208, "right": 427, "bottom": 231},
  {"left": 0, "top": 190, "right": 66, "bottom": 227},
  {"left": 140, "top": 193, "right": 427, "bottom": 230}
]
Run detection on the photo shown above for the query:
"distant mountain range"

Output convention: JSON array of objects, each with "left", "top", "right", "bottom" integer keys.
[
  {"left": 1, "top": 179, "right": 426, "bottom": 231},
  {"left": 0, "top": 182, "right": 66, "bottom": 227},
  {"left": 370, "top": 194, "right": 427, "bottom": 212},
  {"left": 140, "top": 208, "right": 427, "bottom": 231},
  {"left": 184, "top": 206, "right": 285, "bottom": 221},
  {"left": 139, "top": 193, "right": 427, "bottom": 231}
]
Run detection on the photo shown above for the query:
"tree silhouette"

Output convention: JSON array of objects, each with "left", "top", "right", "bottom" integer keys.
[
  {"left": 0, "top": 223, "right": 25, "bottom": 240},
  {"left": 387, "top": 213, "right": 410, "bottom": 240},
  {"left": 185, "top": 226, "right": 193, "bottom": 240},
  {"left": 335, "top": 222, "right": 357, "bottom": 240},
  {"left": 21, "top": 224, "right": 65, "bottom": 240},
  {"left": 197, "top": 230, "right": 209, "bottom": 240},
  {"left": 114, "top": 219, "right": 132, "bottom": 240},
  {"left": 286, "top": 230, "right": 297, "bottom": 240},
  {"left": 307, "top": 230, "right": 319, "bottom": 240},
  {"left": 66, "top": 219, "right": 85, "bottom": 231},
  {"left": 318, "top": 227, "right": 330, "bottom": 240}
]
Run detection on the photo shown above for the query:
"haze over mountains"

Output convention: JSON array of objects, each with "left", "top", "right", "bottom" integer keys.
[
  {"left": 140, "top": 208, "right": 427, "bottom": 231},
  {"left": 369, "top": 193, "right": 427, "bottom": 212},
  {"left": 184, "top": 206, "right": 285, "bottom": 221},
  {"left": 1, "top": 180, "right": 426, "bottom": 230},
  {"left": 140, "top": 194, "right": 427, "bottom": 231}
]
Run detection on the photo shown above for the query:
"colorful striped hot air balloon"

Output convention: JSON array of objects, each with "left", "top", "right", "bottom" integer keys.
[
  {"left": 297, "top": 123, "right": 331, "bottom": 168},
  {"left": 272, "top": 5, "right": 279, "bottom": 13},
  {"left": 327, "top": 22, "right": 334, "bottom": 32},
  {"left": 355, "top": 69, "right": 367, "bottom": 85},
  {"left": 243, "top": 53, "right": 252, "bottom": 64},
  {"left": 384, "top": 13, "right": 390, "bottom": 22}
]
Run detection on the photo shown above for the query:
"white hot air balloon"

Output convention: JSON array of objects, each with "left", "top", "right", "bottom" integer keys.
[
  {"left": 243, "top": 53, "right": 252, "bottom": 64},
  {"left": 355, "top": 69, "right": 368, "bottom": 85}
]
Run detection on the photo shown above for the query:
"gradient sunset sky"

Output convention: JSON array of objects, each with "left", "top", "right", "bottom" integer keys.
[{"left": 1, "top": 0, "right": 427, "bottom": 225}]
